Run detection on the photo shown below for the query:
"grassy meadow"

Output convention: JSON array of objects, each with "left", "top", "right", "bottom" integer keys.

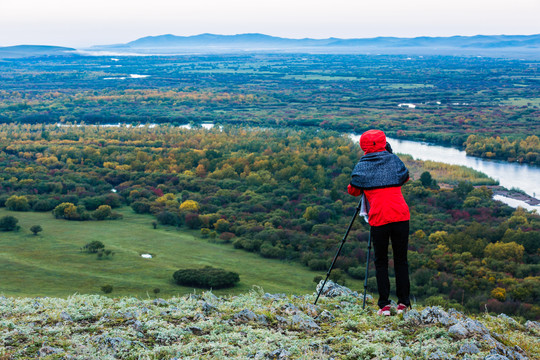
[{"left": 0, "top": 207, "right": 363, "bottom": 299}]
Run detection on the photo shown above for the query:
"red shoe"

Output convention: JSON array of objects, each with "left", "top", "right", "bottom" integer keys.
[
  {"left": 377, "top": 305, "right": 392, "bottom": 316},
  {"left": 396, "top": 303, "right": 408, "bottom": 315}
]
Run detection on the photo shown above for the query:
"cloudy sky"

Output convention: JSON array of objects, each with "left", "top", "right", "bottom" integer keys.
[{"left": 0, "top": 0, "right": 539, "bottom": 48}]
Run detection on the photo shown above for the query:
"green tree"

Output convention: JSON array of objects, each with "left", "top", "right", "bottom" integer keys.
[
  {"left": 30, "top": 225, "right": 43, "bottom": 236},
  {"left": 0, "top": 216, "right": 19, "bottom": 231}
]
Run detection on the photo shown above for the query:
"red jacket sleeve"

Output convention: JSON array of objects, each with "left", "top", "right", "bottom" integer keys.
[{"left": 347, "top": 183, "right": 363, "bottom": 197}]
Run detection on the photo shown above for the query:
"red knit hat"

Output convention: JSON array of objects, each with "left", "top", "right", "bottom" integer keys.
[{"left": 360, "top": 129, "right": 387, "bottom": 154}]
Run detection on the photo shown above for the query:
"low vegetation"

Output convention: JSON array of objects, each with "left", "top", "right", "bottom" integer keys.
[{"left": 0, "top": 290, "right": 538, "bottom": 359}]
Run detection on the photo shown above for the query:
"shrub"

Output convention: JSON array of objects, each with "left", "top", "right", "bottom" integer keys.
[
  {"left": 5, "top": 195, "right": 30, "bottom": 211},
  {"left": 185, "top": 213, "right": 202, "bottom": 229},
  {"left": 218, "top": 232, "right": 236, "bottom": 243},
  {"left": 308, "top": 258, "right": 328, "bottom": 271},
  {"left": 82, "top": 241, "right": 105, "bottom": 253},
  {"left": 32, "top": 199, "right": 58, "bottom": 212},
  {"left": 172, "top": 266, "right": 240, "bottom": 289},
  {"left": 101, "top": 284, "right": 113, "bottom": 294},
  {"left": 156, "top": 211, "right": 180, "bottom": 226},
  {"left": 347, "top": 266, "right": 366, "bottom": 280},
  {"left": 131, "top": 201, "right": 151, "bottom": 214},
  {"left": 260, "top": 243, "right": 286, "bottom": 259},
  {"left": 0, "top": 215, "right": 19, "bottom": 231},
  {"left": 30, "top": 225, "right": 43, "bottom": 235},
  {"left": 92, "top": 205, "right": 112, "bottom": 220}
]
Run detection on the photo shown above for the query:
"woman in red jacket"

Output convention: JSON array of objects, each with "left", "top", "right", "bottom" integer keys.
[{"left": 348, "top": 129, "right": 411, "bottom": 316}]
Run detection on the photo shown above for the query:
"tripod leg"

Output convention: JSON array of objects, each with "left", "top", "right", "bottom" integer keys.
[
  {"left": 314, "top": 198, "right": 362, "bottom": 305},
  {"left": 362, "top": 227, "right": 372, "bottom": 309}
]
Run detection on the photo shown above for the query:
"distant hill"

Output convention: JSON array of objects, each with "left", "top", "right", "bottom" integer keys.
[
  {"left": 125, "top": 33, "right": 540, "bottom": 49},
  {"left": 85, "top": 33, "right": 540, "bottom": 58},
  {"left": 0, "top": 45, "right": 77, "bottom": 58}
]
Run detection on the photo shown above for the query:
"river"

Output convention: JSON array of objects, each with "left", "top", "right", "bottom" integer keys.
[{"left": 349, "top": 135, "right": 540, "bottom": 211}]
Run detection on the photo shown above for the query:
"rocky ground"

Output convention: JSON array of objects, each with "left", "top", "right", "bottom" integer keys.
[{"left": 0, "top": 281, "right": 538, "bottom": 359}]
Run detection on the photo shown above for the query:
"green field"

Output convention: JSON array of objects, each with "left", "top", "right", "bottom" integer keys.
[{"left": 0, "top": 208, "right": 364, "bottom": 298}]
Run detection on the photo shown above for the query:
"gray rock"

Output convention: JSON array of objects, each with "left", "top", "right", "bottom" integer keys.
[
  {"left": 449, "top": 323, "right": 469, "bottom": 337},
  {"left": 38, "top": 346, "right": 65, "bottom": 357},
  {"left": 186, "top": 326, "right": 204, "bottom": 335},
  {"left": 497, "top": 314, "right": 519, "bottom": 326},
  {"left": 290, "top": 314, "right": 320, "bottom": 332},
  {"left": 132, "top": 320, "right": 143, "bottom": 331},
  {"left": 263, "top": 293, "right": 286, "bottom": 300},
  {"left": 60, "top": 311, "right": 72, "bottom": 322},
  {"left": 234, "top": 309, "right": 258, "bottom": 322},
  {"left": 153, "top": 298, "right": 168, "bottom": 306},
  {"left": 316, "top": 310, "right": 335, "bottom": 322},
  {"left": 276, "top": 315, "right": 289, "bottom": 325},
  {"left": 484, "top": 355, "right": 510, "bottom": 360},
  {"left": 201, "top": 301, "right": 217, "bottom": 313},
  {"left": 93, "top": 336, "right": 132, "bottom": 350},
  {"left": 269, "top": 349, "right": 291, "bottom": 359},
  {"left": 403, "top": 309, "right": 421, "bottom": 325},
  {"left": 524, "top": 320, "right": 539, "bottom": 332},
  {"left": 315, "top": 280, "right": 357, "bottom": 299},
  {"left": 428, "top": 350, "right": 452, "bottom": 359},
  {"left": 458, "top": 343, "right": 480, "bottom": 355},
  {"left": 462, "top": 318, "right": 489, "bottom": 335},
  {"left": 281, "top": 303, "right": 300, "bottom": 315},
  {"left": 421, "top": 307, "right": 455, "bottom": 325}
]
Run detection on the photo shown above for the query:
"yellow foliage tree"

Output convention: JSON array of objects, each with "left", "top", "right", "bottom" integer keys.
[{"left": 180, "top": 200, "right": 199, "bottom": 212}]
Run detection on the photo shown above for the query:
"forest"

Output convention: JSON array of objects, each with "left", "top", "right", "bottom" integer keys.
[
  {"left": 0, "top": 124, "right": 538, "bottom": 319},
  {"left": 0, "top": 53, "right": 538, "bottom": 164}
]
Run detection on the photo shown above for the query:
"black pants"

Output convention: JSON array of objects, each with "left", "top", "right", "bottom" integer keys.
[{"left": 371, "top": 220, "right": 410, "bottom": 309}]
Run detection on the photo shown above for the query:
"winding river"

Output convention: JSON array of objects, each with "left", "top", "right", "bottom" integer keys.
[{"left": 349, "top": 134, "right": 540, "bottom": 211}]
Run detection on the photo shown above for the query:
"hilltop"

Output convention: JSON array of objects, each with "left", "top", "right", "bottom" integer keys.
[{"left": 0, "top": 282, "right": 538, "bottom": 359}]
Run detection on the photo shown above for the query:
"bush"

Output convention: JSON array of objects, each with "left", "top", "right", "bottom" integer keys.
[
  {"left": 5, "top": 195, "right": 30, "bottom": 211},
  {"left": 30, "top": 225, "right": 43, "bottom": 235},
  {"left": 32, "top": 199, "right": 58, "bottom": 212},
  {"left": 156, "top": 211, "right": 180, "bottom": 226},
  {"left": 101, "top": 284, "right": 113, "bottom": 294},
  {"left": 347, "top": 266, "right": 366, "bottom": 280},
  {"left": 131, "top": 201, "right": 151, "bottom": 214},
  {"left": 82, "top": 241, "right": 105, "bottom": 253},
  {"left": 172, "top": 266, "right": 240, "bottom": 289},
  {"left": 308, "top": 258, "right": 328, "bottom": 271},
  {"left": 0, "top": 215, "right": 19, "bottom": 231}
]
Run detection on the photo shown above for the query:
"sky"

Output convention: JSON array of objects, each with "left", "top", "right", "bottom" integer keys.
[{"left": 0, "top": 0, "right": 539, "bottom": 48}]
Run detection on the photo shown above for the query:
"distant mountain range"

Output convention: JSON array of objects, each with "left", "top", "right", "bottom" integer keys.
[
  {"left": 0, "top": 45, "right": 76, "bottom": 58},
  {"left": 1, "top": 34, "right": 539, "bottom": 59},
  {"left": 122, "top": 33, "right": 540, "bottom": 49}
]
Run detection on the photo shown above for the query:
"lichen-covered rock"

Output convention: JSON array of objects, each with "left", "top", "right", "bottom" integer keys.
[
  {"left": 38, "top": 346, "right": 65, "bottom": 357},
  {"left": 403, "top": 309, "right": 421, "bottom": 325},
  {"left": 290, "top": 314, "right": 320, "bottom": 332},
  {"left": 315, "top": 280, "right": 358, "bottom": 299},
  {"left": 234, "top": 309, "right": 258, "bottom": 322},
  {"left": 449, "top": 323, "right": 469, "bottom": 338},
  {"left": 458, "top": 343, "right": 480, "bottom": 355},
  {"left": 316, "top": 309, "right": 335, "bottom": 322},
  {"left": 525, "top": 320, "right": 539, "bottom": 332},
  {"left": 421, "top": 306, "right": 457, "bottom": 326},
  {"left": 269, "top": 349, "right": 291, "bottom": 359},
  {"left": 428, "top": 349, "right": 452, "bottom": 359}
]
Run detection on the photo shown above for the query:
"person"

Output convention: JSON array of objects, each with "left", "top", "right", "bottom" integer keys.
[{"left": 347, "top": 129, "right": 411, "bottom": 316}]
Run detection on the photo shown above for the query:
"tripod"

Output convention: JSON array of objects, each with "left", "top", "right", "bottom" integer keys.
[{"left": 314, "top": 198, "right": 372, "bottom": 309}]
